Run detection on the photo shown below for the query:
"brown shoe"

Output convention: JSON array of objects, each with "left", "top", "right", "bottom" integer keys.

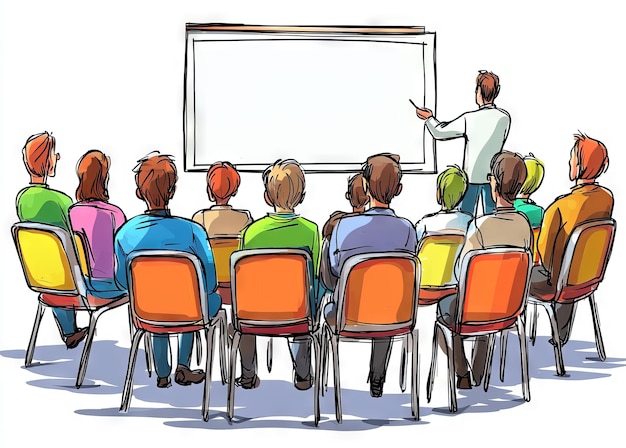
[
  {"left": 157, "top": 376, "right": 171, "bottom": 388},
  {"left": 294, "top": 372, "right": 313, "bottom": 391},
  {"left": 457, "top": 374, "right": 472, "bottom": 390},
  {"left": 174, "top": 365, "right": 206, "bottom": 385},
  {"left": 65, "top": 328, "right": 88, "bottom": 349},
  {"left": 235, "top": 375, "right": 261, "bottom": 390}
]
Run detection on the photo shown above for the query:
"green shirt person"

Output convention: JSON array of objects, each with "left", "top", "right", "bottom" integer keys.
[{"left": 513, "top": 153, "right": 545, "bottom": 228}]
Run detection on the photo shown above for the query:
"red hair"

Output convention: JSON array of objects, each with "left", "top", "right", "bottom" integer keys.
[
  {"left": 23, "top": 132, "right": 55, "bottom": 177},
  {"left": 76, "top": 150, "right": 110, "bottom": 201},
  {"left": 573, "top": 133, "right": 609, "bottom": 180},
  {"left": 206, "top": 162, "right": 241, "bottom": 202}
]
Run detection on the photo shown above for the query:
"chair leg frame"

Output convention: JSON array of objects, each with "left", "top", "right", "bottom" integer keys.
[
  {"left": 266, "top": 338, "right": 273, "bottom": 373},
  {"left": 588, "top": 294, "right": 606, "bottom": 361},
  {"left": 410, "top": 328, "right": 420, "bottom": 420},
  {"left": 499, "top": 329, "right": 509, "bottom": 382},
  {"left": 399, "top": 335, "right": 408, "bottom": 393},
  {"left": 76, "top": 309, "right": 104, "bottom": 388},
  {"left": 120, "top": 328, "right": 146, "bottom": 412},
  {"left": 202, "top": 324, "right": 216, "bottom": 422},
  {"left": 426, "top": 322, "right": 440, "bottom": 404},
  {"left": 516, "top": 315, "right": 531, "bottom": 402},
  {"left": 483, "top": 333, "right": 496, "bottom": 392},
  {"left": 227, "top": 331, "right": 242, "bottom": 422},
  {"left": 25, "top": 302, "right": 46, "bottom": 368},
  {"left": 330, "top": 332, "right": 342, "bottom": 423}
]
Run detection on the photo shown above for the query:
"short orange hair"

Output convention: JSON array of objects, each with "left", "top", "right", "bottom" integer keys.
[
  {"left": 206, "top": 162, "right": 241, "bottom": 201},
  {"left": 76, "top": 150, "right": 110, "bottom": 202},
  {"left": 573, "top": 133, "right": 609, "bottom": 180},
  {"left": 134, "top": 152, "right": 177, "bottom": 209},
  {"left": 476, "top": 71, "right": 500, "bottom": 103},
  {"left": 23, "top": 132, "right": 55, "bottom": 177}
]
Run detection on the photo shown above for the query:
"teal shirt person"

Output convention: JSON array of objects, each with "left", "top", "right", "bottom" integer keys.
[
  {"left": 513, "top": 198, "right": 544, "bottom": 228},
  {"left": 16, "top": 184, "right": 73, "bottom": 231}
]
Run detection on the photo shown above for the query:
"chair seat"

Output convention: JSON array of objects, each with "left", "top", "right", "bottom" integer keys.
[
  {"left": 134, "top": 320, "right": 205, "bottom": 334},
  {"left": 418, "top": 286, "right": 457, "bottom": 306},
  {"left": 217, "top": 283, "right": 231, "bottom": 305},
  {"left": 239, "top": 321, "right": 311, "bottom": 336},
  {"left": 529, "top": 282, "right": 598, "bottom": 303},
  {"left": 40, "top": 293, "right": 128, "bottom": 309},
  {"left": 339, "top": 325, "right": 412, "bottom": 339},
  {"left": 439, "top": 316, "right": 517, "bottom": 335}
]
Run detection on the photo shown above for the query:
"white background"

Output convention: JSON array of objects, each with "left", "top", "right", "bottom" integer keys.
[{"left": 1, "top": 1, "right": 625, "bottom": 446}]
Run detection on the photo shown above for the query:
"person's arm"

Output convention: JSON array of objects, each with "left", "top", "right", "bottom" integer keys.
[
  {"left": 58, "top": 192, "right": 74, "bottom": 232},
  {"left": 113, "top": 233, "right": 128, "bottom": 291},
  {"left": 311, "top": 225, "right": 321, "bottom": 277},
  {"left": 329, "top": 221, "right": 341, "bottom": 277},
  {"left": 424, "top": 113, "right": 467, "bottom": 141},
  {"left": 537, "top": 201, "right": 562, "bottom": 279},
  {"left": 191, "top": 223, "right": 221, "bottom": 319}
]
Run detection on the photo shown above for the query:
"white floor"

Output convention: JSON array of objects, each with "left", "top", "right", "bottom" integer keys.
[{"left": 1, "top": 278, "right": 624, "bottom": 447}]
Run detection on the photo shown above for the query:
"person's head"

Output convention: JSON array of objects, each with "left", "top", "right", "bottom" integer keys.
[
  {"left": 133, "top": 152, "right": 177, "bottom": 210},
  {"left": 436, "top": 165, "right": 468, "bottom": 210},
  {"left": 262, "top": 159, "right": 306, "bottom": 212},
  {"left": 346, "top": 173, "right": 368, "bottom": 212},
  {"left": 569, "top": 133, "right": 609, "bottom": 182},
  {"left": 488, "top": 151, "right": 527, "bottom": 206},
  {"left": 475, "top": 70, "right": 500, "bottom": 106},
  {"left": 519, "top": 153, "right": 545, "bottom": 198},
  {"left": 22, "top": 131, "right": 59, "bottom": 181},
  {"left": 75, "top": 150, "right": 110, "bottom": 202},
  {"left": 362, "top": 153, "right": 403, "bottom": 207},
  {"left": 206, "top": 161, "right": 241, "bottom": 205}
]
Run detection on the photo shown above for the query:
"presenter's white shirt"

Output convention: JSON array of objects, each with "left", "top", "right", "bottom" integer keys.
[{"left": 425, "top": 104, "right": 510, "bottom": 184}]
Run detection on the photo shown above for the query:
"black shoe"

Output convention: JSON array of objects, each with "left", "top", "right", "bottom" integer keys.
[
  {"left": 294, "top": 372, "right": 313, "bottom": 391},
  {"left": 235, "top": 375, "right": 261, "bottom": 389},
  {"left": 370, "top": 378, "right": 384, "bottom": 398}
]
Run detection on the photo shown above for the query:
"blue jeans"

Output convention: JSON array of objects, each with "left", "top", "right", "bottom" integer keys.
[
  {"left": 152, "top": 333, "right": 194, "bottom": 379},
  {"left": 460, "top": 183, "right": 495, "bottom": 217}
]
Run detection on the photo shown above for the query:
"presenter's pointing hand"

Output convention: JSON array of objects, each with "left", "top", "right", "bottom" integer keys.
[{"left": 416, "top": 107, "right": 433, "bottom": 120}]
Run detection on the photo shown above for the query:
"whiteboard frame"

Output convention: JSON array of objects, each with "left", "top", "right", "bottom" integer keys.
[{"left": 183, "top": 24, "right": 437, "bottom": 174}]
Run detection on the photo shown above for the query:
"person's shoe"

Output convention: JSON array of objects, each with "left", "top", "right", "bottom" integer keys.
[
  {"left": 457, "top": 374, "right": 472, "bottom": 390},
  {"left": 234, "top": 375, "right": 261, "bottom": 389},
  {"left": 157, "top": 376, "right": 171, "bottom": 388},
  {"left": 548, "top": 337, "right": 567, "bottom": 347},
  {"left": 174, "top": 365, "right": 206, "bottom": 386},
  {"left": 370, "top": 378, "right": 384, "bottom": 398},
  {"left": 294, "top": 372, "right": 313, "bottom": 391},
  {"left": 65, "top": 328, "right": 88, "bottom": 349}
]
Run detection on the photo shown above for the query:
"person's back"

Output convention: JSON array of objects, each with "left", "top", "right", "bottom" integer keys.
[
  {"left": 513, "top": 153, "right": 546, "bottom": 228},
  {"left": 192, "top": 161, "right": 252, "bottom": 237},
  {"left": 17, "top": 184, "right": 73, "bottom": 231}
]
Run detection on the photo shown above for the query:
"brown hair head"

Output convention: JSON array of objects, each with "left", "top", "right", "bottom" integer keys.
[
  {"left": 346, "top": 173, "right": 368, "bottom": 210},
  {"left": 133, "top": 152, "right": 178, "bottom": 209},
  {"left": 476, "top": 71, "right": 500, "bottom": 103},
  {"left": 262, "top": 159, "right": 306, "bottom": 210},
  {"left": 206, "top": 161, "right": 241, "bottom": 203},
  {"left": 489, "top": 151, "right": 527, "bottom": 203},
  {"left": 362, "top": 153, "right": 402, "bottom": 204},
  {"left": 572, "top": 133, "right": 609, "bottom": 180},
  {"left": 75, "top": 150, "right": 110, "bottom": 202},
  {"left": 23, "top": 132, "right": 56, "bottom": 178}
]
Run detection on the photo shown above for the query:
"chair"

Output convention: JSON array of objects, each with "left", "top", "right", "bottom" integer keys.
[
  {"left": 397, "top": 232, "right": 464, "bottom": 392},
  {"left": 532, "top": 227, "right": 541, "bottom": 266},
  {"left": 209, "top": 236, "right": 242, "bottom": 306},
  {"left": 119, "top": 249, "right": 228, "bottom": 421},
  {"left": 426, "top": 247, "right": 532, "bottom": 412},
  {"left": 321, "top": 252, "right": 420, "bottom": 422},
  {"left": 11, "top": 222, "right": 129, "bottom": 388},
  {"left": 526, "top": 219, "right": 616, "bottom": 376},
  {"left": 227, "top": 248, "right": 321, "bottom": 425}
]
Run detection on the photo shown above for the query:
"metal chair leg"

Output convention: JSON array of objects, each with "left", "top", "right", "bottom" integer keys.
[
  {"left": 266, "top": 338, "right": 273, "bottom": 373},
  {"left": 127, "top": 304, "right": 134, "bottom": 342},
  {"left": 202, "top": 325, "right": 216, "bottom": 422},
  {"left": 544, "top": 303, "right": 566, "bottom": 376},
  {"left": 227, "top": 331, "right": 241, "bottom": 422},
  {"left": 195, "top": 330, "right": 203, "bottom": 366},
  {"left": 144, "top": 333, "right": 153, "bottom": 377},
  {"left": 588, "top": 294, "right": 606, "bottom": 361},
  {"left": 330, "top": 334, "right": 342, "bottom": 423},
  {"left": 399, "top": 335, "right": 408, "bottom": 392},
  {"left": 529, "top": 302, "right": 538, "bottom": 345},
  {"left": 218, "top": 311, "right": 228, "bottom": 384},
  {"left": 483, "top": 333, "right": 496, "bottom": 392},
  {"left": 321, "top": 324, "right": 329, "bottom": 396},
  {"left": 76, "top": 311, "right": 100, "bottom": 388},
  {"left": 499, "top": 329, "right": 509, "bottom": 382},
  {"left": 410, "top": 329, "right": 420, "bottom": 420},
  {"left": 120, "top": 329, "right": 145, "bottom": 412},
  {"left": 516, "top": 316, "right": 531, "bottom": 402},
  {"left": 25, "top": 303, "right": 46, "bottom": 367},
  {"left": 426, "top": 323, "right": 439, "bottom": 403},
  {"left": 444, "top": 328, "right": 457, "bottom": 413},
  {"left": 313, "top": 335, "right": 321, "bottom": 426}
]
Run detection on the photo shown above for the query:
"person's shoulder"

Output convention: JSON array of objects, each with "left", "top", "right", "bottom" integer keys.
[
  {"left": 296, "top": 215, "right": 320, "bottom": 231},
  {"left": 418, "top": 210, "right": 440, "bottom": 223}
]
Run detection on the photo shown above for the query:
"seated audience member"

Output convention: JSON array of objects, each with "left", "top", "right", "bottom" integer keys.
[
  {"left": 16, "top": 132, "right": 87, "bottom": 349},
  {"left": 319, "top": 173, "right": 369, "bottom": 292},
  {"left": 237, "top": 159, "right": 321, "bottom": 391},
  {"left": 69, "top": 150, "right": 127, "bottom": 298},
  {"left": 530, "top": 134, "right": 612, "bottom": 346},
  {"left": 415, "top": 165, "right": 472, "bottom": 241},
  {"left": 514, "top": 153, "right": 546, "bottom": 228},
  {"left": 438, "top": 151, "right": 531, "bottom": 389},
  {"left": 326, "top": 153, "right": 418, "bottom": 398},
  {"left": 114, "top": 152, "right": 221, "bottom": 389},
  {"left": 192, "top": 161, "right": 252, "bottom": 237}
]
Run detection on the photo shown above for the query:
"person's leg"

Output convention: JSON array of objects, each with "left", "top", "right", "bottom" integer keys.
[
  {"left": 437, "top": 294, "right": 470, "bottom": 387},
  {"left": 174, "top": 332, "right": 205, "bottom": 385},
  {"left": 480, "top": 183, "right": 496, "bottom": 215},
  {"left": 177, "top": 332, "right": 194, "bottom": 368},
  {"left": 554, "top": 303, "right": 576, "bottom": 344},
  {"left": 470, "top": 336, "right": 489, "bottom": 384},
  {"left": 459, "top": 183, "right": 480, "bottom": 217},
  {"left": 51, "top": 308, "right": 77, "bottom": 337},
  {"left": 237, "top": 334, "right": 259, "bottom": 387},
  {"left": 152, "top": 334, "right": 172, "bottom": 379},
  {"left": 369, "top": 337, "right": 393, "bottom": 396},
  {"left": 290, "top": 336, "right": 313, "bottom": 389}
]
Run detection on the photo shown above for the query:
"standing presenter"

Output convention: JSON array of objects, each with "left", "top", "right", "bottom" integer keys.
[{"left": 415, "top": 70, "right": 510, "bottom": 217}]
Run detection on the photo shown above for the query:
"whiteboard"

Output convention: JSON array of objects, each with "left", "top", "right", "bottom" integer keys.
[{"left": 184, "top": 25, "right": 437, "bottom": 173}]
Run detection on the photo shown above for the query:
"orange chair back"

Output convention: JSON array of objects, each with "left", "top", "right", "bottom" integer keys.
[
  {"left": 231, "top": 249, "right": 311, "bottom": 322},
  {"left": 417, "top": 233, "right": 464, "bottom": 288},
  {"left": 209, "top": 236, "right": 241, "bottom": 284},
  {"left": 456, "top": 248, "right": 531, "bottom": 334},
  {"left": 557, "top": 219, "right": 616, "bottom": 301},
  {"left": 128, "top": 252, "right": 205, "bottom": 325},
  {"left": 335, "top": 253, "right": 418, "bottom": 333},
  {"left": 532, "top": 227, "right": 540, "bottom": 266}
]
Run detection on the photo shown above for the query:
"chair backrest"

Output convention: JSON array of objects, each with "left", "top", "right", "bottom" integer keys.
[
  {"left": 532, "top": 227, "right": 540, "bottom": 266},
  {"left": 73, "top": 230, "right": 92, "bottom": 277},
  {"left": 455, "top": 247, "right": 532, "bottom": 334},
  {"left": 209, "top": 236, "right": 241, "bottom": 284},
  {"left": 127, "top": 250, "right": 208, "bottom": 327},
  {"left": 335, "top": 252, "right": 419, "bottom": 334},
  {"left": 417, "top": 232, "right": 465, "bottom": 288},
  {"left": 230, "top": 248, "right": 313, "bottom": 326},
  {"left": 555, "top": 219, "right": 616, "bottom": 301},
  {"left": 11, "top": 222, "right": 87, "bottom": 299}
]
